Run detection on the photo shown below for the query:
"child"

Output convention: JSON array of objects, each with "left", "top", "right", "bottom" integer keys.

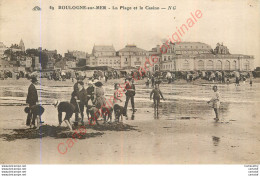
[
  {"left": 150, "top": 84, "right": 165, "bottom": 117},
  {"left": 113, "top": 83, "right": 124, "bottom": 122},
  {"left": 24, "top": 104, "right": 44, "bottom": 129},
  {"left": 53, "top": 100, "right": 75, "bottom": 131},
  {"left": 250, "top": 77, "right": 253, "bottom": 87},
  {"left": 207, "top": 85, "right": 221, "bottom": 122},
  {"left": 146, "top": 78, "right": 150, "bottom": 88}
]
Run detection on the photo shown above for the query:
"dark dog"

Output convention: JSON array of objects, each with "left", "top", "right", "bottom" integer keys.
[{"left": 113, "top": 104, "right": 124, "bottom": 122}]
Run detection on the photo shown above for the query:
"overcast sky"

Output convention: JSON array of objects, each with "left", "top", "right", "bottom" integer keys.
[{"left": 0, "top": 0, "right": 259, "bottom": 66}]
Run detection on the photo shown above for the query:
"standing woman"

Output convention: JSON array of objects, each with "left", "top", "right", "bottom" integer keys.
[
  {"left": 93, "top": 81, "right": 108, "bottom": 122},
  {"left": 93, "top": 81, "right": 106, "bottom": 109}
]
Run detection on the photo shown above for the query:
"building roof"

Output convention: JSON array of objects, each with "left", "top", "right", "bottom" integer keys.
[
  {"left": 93, "top": 45, "right": 115, "bottom": 52},
  {"left": 118, "top": 45, "right": 147, "bottom": 52}
]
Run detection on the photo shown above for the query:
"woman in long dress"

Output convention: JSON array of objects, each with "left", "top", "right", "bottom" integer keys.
[{"left": 93, "top": 81, "right": 106, "bottom": 109}]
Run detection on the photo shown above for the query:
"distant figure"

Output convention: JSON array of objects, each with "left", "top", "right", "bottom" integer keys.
[
  {"left": 243, "top": 76, "right": 246, "bottom": 84},
  {"left": 235, "top": 76, "right": 240, "bottom": 86},
  {"left": 24, "top": 105, "right": 44, "bottom": 129},
  {"left": 250, "top": 77, "right": 253, "bottom": 87},
  {"left": 146, "top": 77, "right": 150, "bottom": 88},
  {"left": 154, "top": 77, "right": 162, "bottom": 87},
  {"left": 151, "top": 75, "right": 155, "bottom": 87},
  {"left": 71, "top": 71, "right": 76, "bottom": 83},
  {"left": 226, "top": 78, "right": 230, "bottom": 85},
  {"left": 105, "top": 74, "right": 108, "bottom": 82},
  {"left": 207, "top": 85, "right": 221, "bottom": 122},
  {"left": 53, "top": 101, "right": 75, "bottom": 131},
  {"left": 150, "top": 84, "right": 165, "bottom": 117},
  {"left": 26, "top": 77, "right": 39, "bottom": 126}
]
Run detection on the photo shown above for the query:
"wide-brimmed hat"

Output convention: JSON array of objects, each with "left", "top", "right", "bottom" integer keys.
[
  {"left": 31, "top": 77, "right": 38, "bottom": 83},
  {"left": 94, "top": 81, "right": 103, "bottom": 87}
]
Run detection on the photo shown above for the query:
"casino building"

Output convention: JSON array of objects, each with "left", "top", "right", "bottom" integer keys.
[{"left": 160, "top": 42, "right": 254, "bottom": 71}]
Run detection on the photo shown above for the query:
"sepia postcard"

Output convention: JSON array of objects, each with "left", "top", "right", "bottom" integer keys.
[{"left": 0, "top": 0, "right": 259, "bottom": 168}]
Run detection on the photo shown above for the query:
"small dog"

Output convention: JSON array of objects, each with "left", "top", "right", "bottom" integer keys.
[{"left": 113, "top": 104, "right": 125, "bottom": 122}]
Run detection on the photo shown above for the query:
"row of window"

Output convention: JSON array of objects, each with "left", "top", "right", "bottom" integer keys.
[
  {"left": 161, "top": 60, "right": 250, "bottom": 71},
  {"left": 121, "top": 52, "right": 146, "bottom": 56}
]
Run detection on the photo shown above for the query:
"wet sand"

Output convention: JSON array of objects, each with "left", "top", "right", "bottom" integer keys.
[{"left": 0, "top": 78, "right": 259, "bottom": 164}]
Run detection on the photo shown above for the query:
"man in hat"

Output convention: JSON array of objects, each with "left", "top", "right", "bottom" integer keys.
[
  {"left": 124, "top": 78, "right": 136, "bottom": 116},
  {"left": 26, "top": 77, "right": 39, "bottom": 126},
  {"left": 76, "top": 81, "right": 88, "bottom": 125},
  {"left": 53, "top": 100, "right": 75, "bottom": 131}
]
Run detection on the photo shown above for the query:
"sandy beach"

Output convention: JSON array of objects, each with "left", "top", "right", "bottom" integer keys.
[{"left": 0, "top": 78, "right": 259, "bottom": 164}]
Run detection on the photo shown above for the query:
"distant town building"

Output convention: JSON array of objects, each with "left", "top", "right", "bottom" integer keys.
[
  {"left": 118, "top": 44, "right": 150, "bottom": 70},
  {"left": 42, "top": 49, "right": 57, "bottom": 58},
  {"left": 54, "top": 58, "right": 76, "bottom": 70},
  {"left": 0, "top": 42, "right": 8, "bottom": 59},
  {"left": 66, "top": 50, "right": 86, "bottom": 59},
  {"left": 54, "top": 59, "right": 66, "bottom": 70},
  {"left": 19, "top": 39, "right": 25, "bottom": 52},
  {"left": 0, "top": 59, "right": 12, "bottom": 71},
  {"left": 92, "top": 45, "right": 116, "bottom": 57},
  {"left": 66, "top": 60, "right": 76, "bottom": 68},
  {"left": 88, "top": 45, "right": 121, "bottom": 69},
  {"left": 46, "top": 59, "right": 55, "bottom": 69},
  {"left": 148, "top": 45, "right": 161, "bottom": 72},
  {"left": 160, "top": 42, "right": 254, "bottom": 71},
  {"left": 25, "top": 57, "right": 32, "bottom": 68},
  {"left": 10, "top": 44, "right": 22, "bottom": 52}
]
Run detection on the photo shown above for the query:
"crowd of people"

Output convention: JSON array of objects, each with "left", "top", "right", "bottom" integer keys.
[
  {"left": 25, "top": 75, "right": 148, "bottom": 131},
  {"left": 24, "top": 68, "right": 255, "bottom": 131}
]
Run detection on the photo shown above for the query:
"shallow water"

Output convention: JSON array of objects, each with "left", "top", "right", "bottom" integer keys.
[{"left": 0, "top": 78, "right": 259, "bottom": 122}]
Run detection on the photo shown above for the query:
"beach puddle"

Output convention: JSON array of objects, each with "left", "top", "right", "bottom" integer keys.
[
  {"left": 179, "top": 117, "right": 200, "bottom": 120},
  {"left": 86, "top": 122, "right": 137, "bottom": 131}
]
